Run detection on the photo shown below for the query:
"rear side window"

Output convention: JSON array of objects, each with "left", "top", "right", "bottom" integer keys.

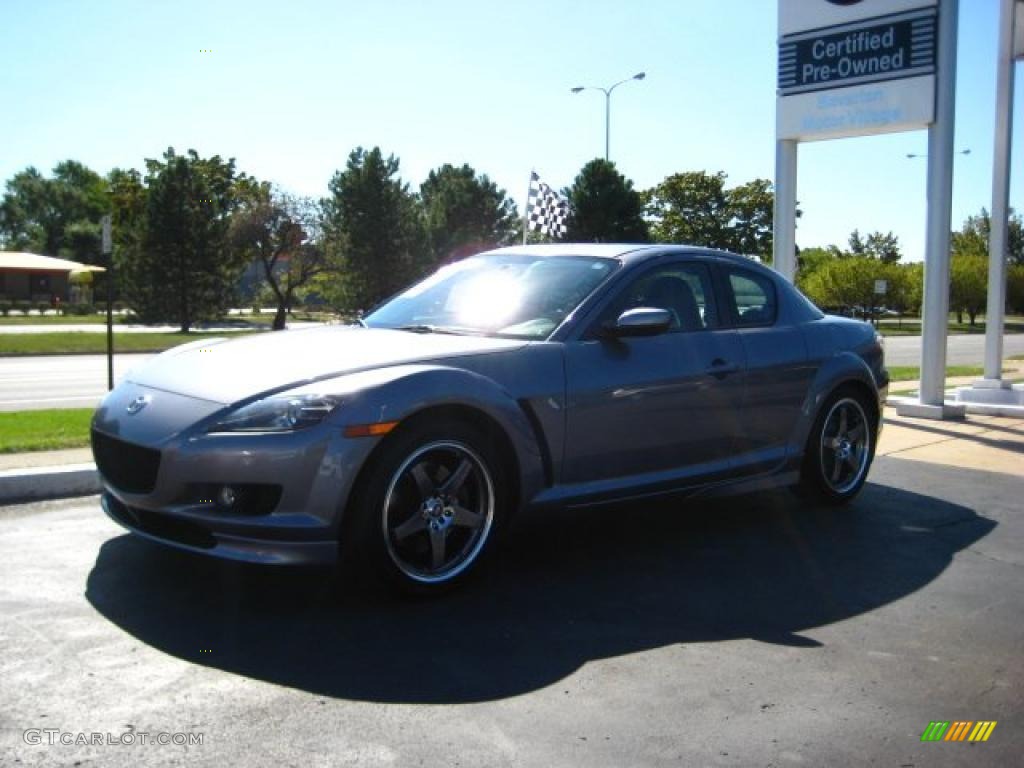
[{"left": 726, "top": 269, "right": 776, "bottom": 326}]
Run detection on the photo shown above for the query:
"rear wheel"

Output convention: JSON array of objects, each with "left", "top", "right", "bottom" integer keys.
[
  {"left": 344, "top": 419, "right": 508, "bottom": 594},
  {"left": 800, "top": 388, "right": 875, "bottom": 504}
]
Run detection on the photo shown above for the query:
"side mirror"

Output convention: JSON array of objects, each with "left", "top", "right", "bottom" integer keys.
[{"left": 606, "top": 307, "right": 672, "bottom": 338}]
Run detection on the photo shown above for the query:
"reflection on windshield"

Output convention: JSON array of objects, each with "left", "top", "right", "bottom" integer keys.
[{"left": 364, "top": 254, "right": 617, "bottom": 338}]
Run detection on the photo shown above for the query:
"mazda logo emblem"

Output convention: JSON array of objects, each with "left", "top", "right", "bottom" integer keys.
[{"left": 126, "top": 395, "right": 151, "bottom": 415}]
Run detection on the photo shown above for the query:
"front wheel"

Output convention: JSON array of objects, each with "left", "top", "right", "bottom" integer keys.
[
  {"left": 800, "top": 389, "right": 876, "bottom": 504},
  {"left": 344, "top": 419, "right": 508, "bottom": 594}
]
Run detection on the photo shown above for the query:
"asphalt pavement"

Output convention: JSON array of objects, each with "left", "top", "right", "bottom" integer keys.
[
  {"left": 883, "top": 332, "right": 1024, "bottom": 367},
  {"left": 0, "top": 354, "right": 154, "bottom": 411},
  {"left": 1, "top": 411, "right": 1022, "bottom": 766}
]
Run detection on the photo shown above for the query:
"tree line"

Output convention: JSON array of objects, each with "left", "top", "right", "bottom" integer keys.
[
  {"left": 797, "top": 212, "right": 1024, "bottom": 324},
  {"left": 1, "top": 150, "right": 1022, "bottom": 330}
]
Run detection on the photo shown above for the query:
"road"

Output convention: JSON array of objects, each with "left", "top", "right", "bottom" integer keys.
[
  {"left": 2, "top": 449, "right": 1022, "bottom": 766},
  {"left": 2, "top": 334, "right": 1023, "bottom": 411},
  {"left": 883, "top": 332, "right": 1024, "bottom": 367},
  {"left": 0, "top": 354, "right": 154, "bottom": 411}
]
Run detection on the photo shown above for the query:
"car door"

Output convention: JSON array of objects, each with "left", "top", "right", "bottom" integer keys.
[
  {"left": 717, "top": 265, "right": 814, "bottom": 474},
  {"left": 561, "top": 259, "right": 746, "bottom": 489}
]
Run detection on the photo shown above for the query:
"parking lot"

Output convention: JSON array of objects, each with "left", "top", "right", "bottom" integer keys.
[{"left": 2, "top": 409, "right": 1022, "bottom": 767}]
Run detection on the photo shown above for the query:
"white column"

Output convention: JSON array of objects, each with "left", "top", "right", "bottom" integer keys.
[
  {"left": 983, "top": 0, "right": 1016, "bottom": 382},
  {"left": 773, "top": 139, "right": 798, "bottom": 282},
  {"left": 901, "top": 0, "right": 964, "bottom": 419}
]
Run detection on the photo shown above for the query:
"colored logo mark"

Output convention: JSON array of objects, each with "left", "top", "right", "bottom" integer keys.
[{"left": 920, "top": 721, "right": 997, "bottom": 742}]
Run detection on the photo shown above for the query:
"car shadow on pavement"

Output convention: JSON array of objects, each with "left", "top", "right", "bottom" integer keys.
[{"left": 86, "top": 465, "right": 994, "bottom": 704}]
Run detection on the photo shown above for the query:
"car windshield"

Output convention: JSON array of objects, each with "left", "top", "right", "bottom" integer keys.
[{"left": 363, "top": 254, "right": 618, "bottom": 338}]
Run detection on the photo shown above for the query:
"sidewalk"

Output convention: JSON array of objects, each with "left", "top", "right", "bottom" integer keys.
[{"left": 2, "top": 407, "right": 1021, "bottom": 505}]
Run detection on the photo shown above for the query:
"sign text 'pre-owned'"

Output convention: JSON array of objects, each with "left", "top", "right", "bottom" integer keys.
[{"left": 779, "top": 7, "right": 937, "bottom": 96}]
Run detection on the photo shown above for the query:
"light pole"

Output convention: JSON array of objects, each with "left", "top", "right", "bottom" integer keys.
[
  {"left": 905, "top": 148, "right": 971, "bottom": 158},
  {"left": 571, "top": 72, "right": 646, "bottom": 161}
]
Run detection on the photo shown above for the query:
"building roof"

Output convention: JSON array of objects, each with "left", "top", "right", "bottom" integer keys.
[{"left": 0, "top": 251, "right": 105, "bottom": 273}]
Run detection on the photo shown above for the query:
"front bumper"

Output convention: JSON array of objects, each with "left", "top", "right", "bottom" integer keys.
[
  {"left": 91, "top": 382, "right": 381, "bottom": 566},
  {"left": 102, "top": 492, "right": 338, "bottom": 565}
]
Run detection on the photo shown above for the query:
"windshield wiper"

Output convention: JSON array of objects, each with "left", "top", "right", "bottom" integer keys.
[{"left": 392, "top": 324, "right": 463, "bottom": 335}]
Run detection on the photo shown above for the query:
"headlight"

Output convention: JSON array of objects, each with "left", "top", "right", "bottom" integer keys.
[{"left": 208, "top": 394, "right": 340, "bottom": 433}]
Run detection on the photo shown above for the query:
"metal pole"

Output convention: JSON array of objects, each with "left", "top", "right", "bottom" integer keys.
[
  {"left": 918, "top": 0, "right": 959, "bottom": 409},
  {"left": 523, "top": 171, "right": 532, "bottom": 245},
  {"left": 772, "top": 139, "right": 798, "bottom": 281},
  {"left": 101, "top": 214, "right": 114, "bottom": 391},
  {"left": 983, "top": 0, "right": 1016, "bottom": 382},
  {"left": 605, "top": 90, "right": 611, "bottom": 162}
]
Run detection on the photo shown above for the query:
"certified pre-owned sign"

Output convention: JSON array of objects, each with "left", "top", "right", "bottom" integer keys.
[{"left": 779, "top": 7, "right": 937, "bottom": 96}]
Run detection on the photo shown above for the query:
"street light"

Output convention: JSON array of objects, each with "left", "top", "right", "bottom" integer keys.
[
  {"left": 906, "top": 148, "right": 972, "bottom": 159},
  {"left": 570, "top": 72, "right": 646, "bottom": 162}
]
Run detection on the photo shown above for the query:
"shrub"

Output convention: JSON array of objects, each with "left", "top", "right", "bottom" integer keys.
[
  {"left": 14, "top": 300, "right": 32, "bottom": 314},
  {"left": 66, "top": 303, "right": 95, "bottom": 316},
  {"left": 0, "top": 300, "right": 11, "bottom": 316},
  {"left": 35, "top": 302, "right": 50, "bottom": 315}
]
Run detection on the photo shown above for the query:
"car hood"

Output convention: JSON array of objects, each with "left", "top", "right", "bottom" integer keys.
[{"left": 126, "top": 326, "right": 529, "bottom": 404}]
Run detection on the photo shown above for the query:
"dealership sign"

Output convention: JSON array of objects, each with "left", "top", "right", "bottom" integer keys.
[{"left": 777, "top": 0, "right": 939, "bottom": 141}]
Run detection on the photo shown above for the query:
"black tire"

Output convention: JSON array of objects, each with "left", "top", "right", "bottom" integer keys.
[
  {"left": 799, "top": 387, "right": 876, "bottom": 505},
  {"left": 342, "top": 418, "right": 509, "bottom": 595}
]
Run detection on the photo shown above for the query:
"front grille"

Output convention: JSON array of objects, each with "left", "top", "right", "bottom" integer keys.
[{"left": 91, "top": 429, "right": 162, "bottom": 494}]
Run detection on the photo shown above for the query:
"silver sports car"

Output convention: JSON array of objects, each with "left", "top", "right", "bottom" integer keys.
[{"left": 92, "top": 244, "right": 888, "bottom": 592}]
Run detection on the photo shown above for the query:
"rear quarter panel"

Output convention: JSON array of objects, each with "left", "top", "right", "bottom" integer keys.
[{"left": 792, "top": 316, "right": 886, "bottom": 461}]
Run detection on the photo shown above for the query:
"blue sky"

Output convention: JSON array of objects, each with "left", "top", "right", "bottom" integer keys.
[{"left": 1, "top": 0, "right": 1020, "bottom": 261}]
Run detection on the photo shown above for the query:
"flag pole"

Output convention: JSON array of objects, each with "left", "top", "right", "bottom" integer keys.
[{"left": 523, "top": 169, "right": 533, "bottom": 245}]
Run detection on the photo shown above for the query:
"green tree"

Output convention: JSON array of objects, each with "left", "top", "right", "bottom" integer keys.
[
  {"left": 953, "top": 208, "right": 1024, "bottom": 265},
  {"left": 799, "top": 255, "right": 888, "bottom": 317},
  {"left": 848, "top": 229, "right": 901, "bottom": 262},
  {"left": 231, "top": 189, "right": 339, "bottom": 330},
  {"left": 564, "top": 159, "right": 648, "bottom": 243},
  {"left": 322, "top": 147, "right": 426, "bottom": 313},
  {"left": 644, "top": 171, "right": 777, "bottom": 260},
  {"left": 1007, "top": 264, "right": 1024, "bottom": 313},
  {"left": 645, "top": 171, "right": 730, "bottom": 248},
  {"left": 796, "top": 245, "right": 843, "bottom": 284},
  {"left": 420, "top": 163, "right": 519, "bottom": 261},
  {"left": 120, "top": 148, "right": 249, "bottom": 331},
  {"left": 0, "top": 160, "right": 110, "bottom": 262},
  {"left": 727, "top": 178, "right": 776, "bottom": 260},
  {"left": 949, "top": 252, "right": 988, "bottom": 326}
]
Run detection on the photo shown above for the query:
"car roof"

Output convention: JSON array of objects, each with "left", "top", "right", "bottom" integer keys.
[
  {"left": 481, "top": 243, "right": 770, "bottom": 270},
  {"left": 483, "top": 243, "right": 656, "bottom": 259}
]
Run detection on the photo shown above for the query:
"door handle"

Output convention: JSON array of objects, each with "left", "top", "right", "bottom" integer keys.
[{"left": 705, "top": 359, "right": 739, "bottom": 378}]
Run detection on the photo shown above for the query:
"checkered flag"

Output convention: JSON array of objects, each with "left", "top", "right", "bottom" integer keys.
[{"left": 526, "top": 171, "right": 569, "bottom": 239}]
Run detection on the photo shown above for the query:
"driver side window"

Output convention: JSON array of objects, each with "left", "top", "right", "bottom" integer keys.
[{"left": 600, "top": 262, "right": 716, "bottom": 333}]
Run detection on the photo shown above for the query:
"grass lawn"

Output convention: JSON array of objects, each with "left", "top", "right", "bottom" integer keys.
[
  {"left": 0, "top": 314, "right": 115, "bottom": 325},
  {"left": 876, "top": 315, "right": 1024, "bottom": 336},
  {"left": 0, "top": 408, "right": 93, "bottom": 453},
  {"left": 0, "top": 331, "right": 250, "bottom": 356},
  {"left": 887, "top": 365, "right": 988, "bottom": 382},
  {"left": 0, "top": 311, "right": 338, "bottom": 327}
]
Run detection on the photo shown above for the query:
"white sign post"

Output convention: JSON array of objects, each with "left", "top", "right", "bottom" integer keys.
[
  {"left": 955, "top": 0, "right": 1024, "bottom": 414},
  {"left": 774, "top": 0, "right": 963, "bottom": 419}
]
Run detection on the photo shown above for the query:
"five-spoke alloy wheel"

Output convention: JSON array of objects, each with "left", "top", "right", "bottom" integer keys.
[
  {"left": 801, "top": 388, "right": 875, "bottom": 504},
  {"left": 383, "top": 440, "right": 495, "bottom": 584},
  {"left": 345, "top": 418, "right": 508, "bottom": 594}
]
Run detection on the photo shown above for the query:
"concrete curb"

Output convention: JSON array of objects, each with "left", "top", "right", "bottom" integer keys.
[{"left": 0, "top": 463, "right": 100, "bottom": 504}]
